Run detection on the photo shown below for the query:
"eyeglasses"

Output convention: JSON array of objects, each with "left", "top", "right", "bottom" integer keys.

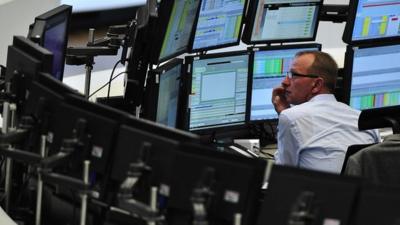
[{"left": 286, "top": 71, "right": 320, "bottom": 79}]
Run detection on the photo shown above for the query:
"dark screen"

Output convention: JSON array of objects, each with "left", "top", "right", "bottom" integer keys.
[
  {"left": 43, "top": 19, "right": 68, "bottom": 80},
  {"left": 167, "top": 143, "right": 266, "bottom": 225},
  {"left": 257, "top": 166, "right": 360, "bottom": 225}
]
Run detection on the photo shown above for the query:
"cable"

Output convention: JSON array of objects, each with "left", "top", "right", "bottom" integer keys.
[
  {"left": 88, "top": 71, "right": 127, "bottom": 99},
  {"left": 107, "top": 60, "right": 123, "bottom": 101}
]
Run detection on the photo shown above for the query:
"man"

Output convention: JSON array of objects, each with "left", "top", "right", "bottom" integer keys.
[{"left": 272, "top": 50, "right": 380, "bottom": 173}]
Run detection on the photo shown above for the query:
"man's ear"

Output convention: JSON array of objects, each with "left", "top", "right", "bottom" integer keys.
[{"left": 311, "top": 78, "right": 324, "bottom": 94}]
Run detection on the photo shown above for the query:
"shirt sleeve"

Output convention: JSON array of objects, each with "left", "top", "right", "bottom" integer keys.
[{"left": 275, "top": 112, "right": 302, "bottom": 166}]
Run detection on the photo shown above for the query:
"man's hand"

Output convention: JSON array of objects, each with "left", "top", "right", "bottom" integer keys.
[{"left": 272, "top": 86, "right": 290, "bottom": 114}]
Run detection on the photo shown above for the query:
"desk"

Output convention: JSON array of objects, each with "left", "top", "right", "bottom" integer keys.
[{"left": 258, "top": 143, "right": 277, "bottom": 160}]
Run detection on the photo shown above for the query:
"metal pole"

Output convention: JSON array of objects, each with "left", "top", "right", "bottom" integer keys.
[
  {"left": 80, "top": 160, "right": 90, "bottom": 225},
  {"left": 84, "top": 66, "right": 92, "bottom": 99},
  {"left": 234, "top": 213, "right": 242, "bottom": 225},
  {"left": 84, "top": 28, "right": 95, "bottom": 99},
  {"left": 35, "top": 135, "right": 47, "bottom": 225},
  {"left": 148, "top": 186, "right": 158, "bottom": 225},
  {"left": 3, "top": 103, "right": 16, "bottom": 213},
  {"left": 2, "top": 101, "right": 10, "bottom": 212},
  {"left": 2, "top": 101, "right": 9, "bottom": 134}
]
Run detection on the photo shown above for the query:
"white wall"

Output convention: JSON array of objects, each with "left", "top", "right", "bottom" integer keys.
[{"left": 0, "top": 0, "right": 60, "bottom": 65}]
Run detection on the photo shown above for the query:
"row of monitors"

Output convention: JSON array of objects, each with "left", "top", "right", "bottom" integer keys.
[
  {"left": 6, "top": 36, "right": 398, "bottom": 225},
  {"left": 5, "top": 36, "right": 268, "bottom": 225},
  {"left": 149, "top": 0, "right": 400, "bottom": 65},
  {"left": 17, "top": 0, "right": 400, "bottom": 82},
  {"left": 143, "top": 42, "right": 400, "bottom": 134}
]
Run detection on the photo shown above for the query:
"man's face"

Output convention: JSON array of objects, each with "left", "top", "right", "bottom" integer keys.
[{"left": 282, "top": 54, "right": 317, "bottom": 105}]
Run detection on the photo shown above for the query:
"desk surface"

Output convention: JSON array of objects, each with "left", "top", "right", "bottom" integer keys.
[{"left": 258, "top": 143, "right": 277, "bottom": 160}]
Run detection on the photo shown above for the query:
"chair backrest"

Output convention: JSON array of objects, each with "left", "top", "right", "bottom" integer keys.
[{"left": 341, "top": 144, "right": 374, "bottom": 175}]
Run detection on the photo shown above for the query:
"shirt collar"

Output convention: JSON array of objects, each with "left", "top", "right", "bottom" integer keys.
[{"left": 309, "top": 94, "right": 337, "bottom": 103}]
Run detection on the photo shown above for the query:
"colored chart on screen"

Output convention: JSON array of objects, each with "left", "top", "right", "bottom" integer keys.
[
  {"left": 159, "top": 0, "right": 200, "bottom": 61},
  {"left": 250, "top": 46, "right": 319, "bottom": 121},
  {"left": 352, "top": 0, "right": 400, "bottom": 41},
  {"left": 350, "top": 44, "right": 400, "bottom": 110},
  {"left": 192, "top": 0, "right": 246, "bottom": 50}
]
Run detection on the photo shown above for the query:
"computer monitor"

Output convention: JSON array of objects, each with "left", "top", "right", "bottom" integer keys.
[
  {"left": 5, "top": 36, "right": 53, "bottom": 82},
  {"left": 342, "top": 0, "right": 400, "bottom": 45},
  {"left": 351, "top": 184, "right": 400, "bottom": 225},
  {"left": 5, "top": 36, "right": 53, "bottom": 112},
  {"left": 48, "top": 94, "right": 128, "bottom": 176},
  {"left": 21, "top": 72, "right": 82, "bottom": 151},
  {"left": 29, "top": 5, "right": 72, "bottom": 81},
  {"left": 248, "top": 43, "right": 321, "bottom": 122},
  {"left": 257, "top": 165, "right": 361, "bottom": 225},
  {"left": 242, "top": 0, "right": 322, "bottom": 44},
  {"left": 190, "top": 0, "right": 248, "bottom": 52},
  {"left": 142, "top": 58, "right": 183, "bottom": 128},
  {"left": 167, "top": 142, "right": 266, "bottom": 225},
  {"left": 109, "top": 115, "right": 200, "bottom": 204},
  {"left": 184, "top": 51, "right": 250, "bottom": 133},
  {"left": 23, "top": 72, "right": 81, "bottom": 118},
  {"left": 343, "top": 43, "right": 400, "bottom": 110},
  {"left": 124, "top": 12, "right": 158, "bottom": 109},
  {"left": 149, "top": 0, "right": 201, "bottom": 64}
]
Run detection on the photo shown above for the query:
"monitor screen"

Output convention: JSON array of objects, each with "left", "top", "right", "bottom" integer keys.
[
  {"left": 156, "top": 0, "right": 201, "bottom": 63},
  {"left": 190, "top": 0, "right": 247, "bottom": 52},
  {"left": 242, "top": 0, "right": 322, "bottom": 44},
  {"left": 186, "top": 51, "right": 250, "bottom": 131},
  {"left": 343, "top": 0, "right": 400, "bottom": 44},
  {"left": 345, "top": 43, "right": 400, "bottom": 110},
  {"left": 143, "top": 58, "right": 183, "bottom": 128},
  {"left": 249, "top": 44, "right": 321, "bottom": 121},
  {"left": 257, "top": 165, "right": 361, "bottom": 225},
  {"left": 29, "top": 5, "right": 72, "bottom": 81}
]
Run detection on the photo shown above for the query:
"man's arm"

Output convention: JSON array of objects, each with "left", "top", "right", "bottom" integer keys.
[{"left": 275, "top": 112, "right": 301, "bottom": 166}]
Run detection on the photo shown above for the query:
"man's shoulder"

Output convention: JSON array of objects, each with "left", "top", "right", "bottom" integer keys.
[
  {"left": 281, "top": 98, "right": 360, "bottom": 121},
  {"left": 280, "top": 103, "right": 311, "bottom": 123}
]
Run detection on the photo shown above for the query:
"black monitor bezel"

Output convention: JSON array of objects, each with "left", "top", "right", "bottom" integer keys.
[
  {"left": 142, "top": 58, "right": 184, "bottom": 128},
  {"left": 29, "top": 5, "right": 72, "bottom": 81},
  {"left": 183, "top": 50, "right": 251, "bottom": 135},
  {"left": 246, "top": 43, "right": 322, "bottom": 123},
  {"left": 23, "top": 72, "right": 82, "bottom": 116},
  {"left": 188, "top": 0, "right": 249, "bottom": 53},
  {"left": 48, "top": 93, "right": 129, "bottom": 175},
  {"left": 5, "top": 36, "right": 53, "bottom": 83},
  {"left": 5, "top": 36, "right": 53, "bottom": 110},
  {"left": 124, "top": 14, "right": 158, "bottom": 109},
  {"left": 256, "top": 165, "right": 362, "bottom": 225},
  {"left": 148, "top": 0, "right": 201, "bottom": 64},
  {"left": 351, "top": 183, "right": 400, "bottom": 225},
  {"left": 110, "top": 115, "right": 200, "bottom": 182},
  {"left": 342, "top": 42, "right": 400, "bottom": 109},
  {"left": 242, "top": 0, "right": 323, "bottom": 45},
  {"left": 168, "top": 142, "right": 266, "bottom": 225},
  {"left": 342, "top": 0, "right": 400, "bottom": 45}
]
